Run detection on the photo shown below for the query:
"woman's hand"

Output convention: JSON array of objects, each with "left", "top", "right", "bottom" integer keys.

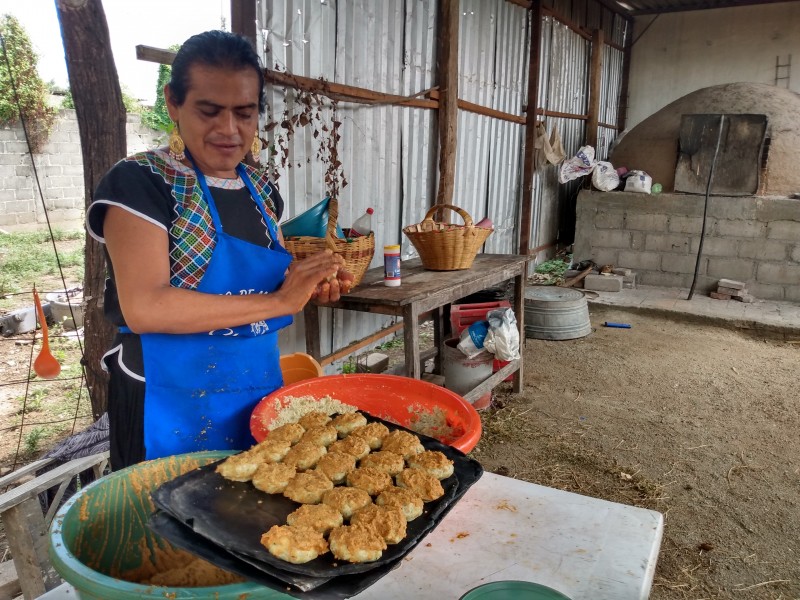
[
  {"left": 313, "top": 268, "right": 355, "bottom": 303},
  {"left": 274, "top": 250, "right": 345, "bottom": 313}
]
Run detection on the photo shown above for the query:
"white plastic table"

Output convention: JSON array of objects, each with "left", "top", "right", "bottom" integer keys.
[{"left": 39, "top": 472, "right": 663, "bottom": 599}]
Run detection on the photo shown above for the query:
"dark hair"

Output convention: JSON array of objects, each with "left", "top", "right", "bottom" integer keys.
[{"left": 168, "top": 30, "right": 265, "bottom": 113}]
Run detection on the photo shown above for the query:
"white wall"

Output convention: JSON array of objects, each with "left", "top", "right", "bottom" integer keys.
[{"left": 626, "top": 2, "right": 800, "bottom": 128}]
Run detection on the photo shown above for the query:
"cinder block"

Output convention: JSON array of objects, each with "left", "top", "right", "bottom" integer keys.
[
  {"left": 717, "top": 285, "right": 746, "bottom": 297},
  {"left": 612, "top": 267, "right": 631, "bottom": 276},
  {"left": 623, "top": 273, "right": 637, "bottom": 289},
  {"left": 717, "top": 278, "right": 746, "bottom": 290},
  {"left": 564, "top": 269, "right": 583, "bottom": 279},
  {"left": 356, "top": 352, "right": 389, "bottom": 374},
  {"left": 710, "top": 292, "right": 732, "bottom": 300},
  {"left": 584, "top": 273, "right": 623, "bottom": 292}
]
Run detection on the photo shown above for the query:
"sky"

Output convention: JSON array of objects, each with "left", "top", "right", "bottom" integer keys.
[{"left": 1, "top": 0, "right": 231, "bottom": 104}]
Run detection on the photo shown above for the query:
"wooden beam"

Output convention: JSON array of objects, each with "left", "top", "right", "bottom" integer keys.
[
  {"left": 428, "top": 90, "right": 526, "bottom": 125},
  {"left": 435, "top": 0, "right": 459, "bottom": 206},
  {"left": 319, "top": 321, "right": 405, "bottom": 367},
  {"left": 586, "top": 29, "right": 604, "bottom": 150},
  {"left": 537, "top": 108, "right": 588, "bottom": 120},
  {"left": 136, "top": 44, "right": 175, "bottom": 66},
  {"left": 519, "top": 0, "right": 543, "bottom": 256}
]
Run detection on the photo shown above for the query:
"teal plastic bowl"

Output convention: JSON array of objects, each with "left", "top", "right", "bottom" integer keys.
[
  {"left": 280, "top": 197, "right": 345, "bottom": 239},
  {"left": 49, "top": 451, "right": 288, "bottom": 599},
  {"left": 460, "top": 581, "right": 572, "bottom": 600}
]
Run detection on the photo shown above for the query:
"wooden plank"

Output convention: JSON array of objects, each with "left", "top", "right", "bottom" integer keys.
[
  {"left": 463, "top": 359, "right": 520, "bottom": 404},
  {"left": 0, "top": 452, "right": 109, "bottom": 512},
  {"left": 435, "top": 0, "right": 459, "bottom": 207},
  {"left": 319, "top": 321, "right": 405, "bottom": 367},
  {"left": 403, "top": 304, "right": 422, "bottom": 379},
  {"left": 512, "top": 273, "right": 525, "bottom": 394},
  {"left": 537, "top": 108, "right": 588, "bottom": 120},
  {"left": 617, "top": 19, "right": 633, "bottom": 132},
  {"left": 586, "top": 29, "right": 604, "bottom": 150},
  {"left": 0, "top": 458, "right": 55, "bottom": 490},
  {"left": 674, "top": 114, "right": 767, "bottom": 196},
  {"left": 303, "top": 304, "right": 322, "bottom": 362},
  {"left": 135, "top": 44, "right": 176, "bottom": 65},
  {"left": 3, "top": 499, "right": 48, "bottom": 599},
  {"left": 559, "top": 265, "right": 593, "bottom": 288}
]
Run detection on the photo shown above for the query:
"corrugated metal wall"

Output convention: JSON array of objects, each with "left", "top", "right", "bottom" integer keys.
[{"left": 258, "top": 0, "right": 628, "bottom": 363}]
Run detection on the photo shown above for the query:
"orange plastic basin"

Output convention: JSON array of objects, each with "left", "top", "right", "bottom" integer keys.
[
  {"left": 280, "top": 352, "right": 324, "bottom": 385},
  {"left": 250, "top": 374, "right": 481, "bottom": 453}
]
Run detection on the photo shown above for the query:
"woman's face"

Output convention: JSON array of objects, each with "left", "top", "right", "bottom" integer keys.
[{"left": 165, "top": 64, "right": 260, "bottom": 178}]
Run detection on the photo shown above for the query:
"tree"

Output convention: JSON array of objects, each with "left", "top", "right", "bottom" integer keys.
[
  {"left": 142, "top": 44, "right": 180, "bottom": 133},
  {"left": 55, "top": 0, "right": 127, "bottom": 419},
  {"left": 0, "top": 14, "right": 57, "bottom": 153}
]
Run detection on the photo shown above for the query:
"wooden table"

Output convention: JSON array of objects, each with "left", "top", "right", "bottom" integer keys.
[
  {"left": 303, "top": 254, "right": 529, "bottom": 404},
  {"left": 39, "top": 472, "right": 663, "bottom": 600}
]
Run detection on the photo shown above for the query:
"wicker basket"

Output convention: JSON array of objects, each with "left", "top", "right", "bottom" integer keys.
[
  {"left": 403, "top": 204, "right": 492, "bottom": 271},
  {"left": 282, "top": 198, "right": 374, "bottom": 287}
]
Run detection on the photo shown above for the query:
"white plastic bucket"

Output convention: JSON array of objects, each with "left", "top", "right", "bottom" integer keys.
[{"left": 442, "top": 338, "right": 493, "bottom": 410}]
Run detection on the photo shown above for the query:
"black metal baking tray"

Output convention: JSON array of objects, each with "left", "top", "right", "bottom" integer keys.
[
  {"left": 150, "top": 416, "right": 483, "bottom": 583},
  {"left": 149, "top": 510, "right": 413, "bottom": 599}
]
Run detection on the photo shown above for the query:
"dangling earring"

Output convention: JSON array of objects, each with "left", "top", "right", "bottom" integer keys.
[
  {"left": 250, "top": 135, "right": 262, "bottom": 164},
  {"left": 169, "top": 125, "right": 185, "bottom": 161}
]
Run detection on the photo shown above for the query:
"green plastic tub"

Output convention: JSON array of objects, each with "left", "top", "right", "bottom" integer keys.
[
  {"left": 49, "top": 451, "right": 288, "bottom": 599},
  {"left": 460, "top": 580, "right": 572, "bottom": 600}
]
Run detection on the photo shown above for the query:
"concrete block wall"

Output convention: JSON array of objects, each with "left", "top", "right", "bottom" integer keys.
[
  {"left": 0, "top": 110, "right": 162, "bottom": 228},
  {"left": 574, "top": 190, "right": 800, "bottom": 301}
]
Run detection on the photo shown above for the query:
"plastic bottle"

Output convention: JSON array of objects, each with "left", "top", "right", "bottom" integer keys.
[
  {"left": 350, "top": 208, "right": 374, "bottom": 237},
  {"left": 384, "top": 244, "right": 401, "bottom": 287}
]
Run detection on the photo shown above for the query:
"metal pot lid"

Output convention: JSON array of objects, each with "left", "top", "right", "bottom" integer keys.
[{"left": 525, "top": 287, "right": 585, "bottom": 303}]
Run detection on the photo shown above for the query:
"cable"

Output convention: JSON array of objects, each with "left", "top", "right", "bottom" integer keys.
[{"left": 687, "top": 115, "right": 725, "bottom": 301}]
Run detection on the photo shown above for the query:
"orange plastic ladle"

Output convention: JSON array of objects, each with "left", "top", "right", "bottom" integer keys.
[{"left": 32, "top": 287, "right": 61, "bottom": 379}]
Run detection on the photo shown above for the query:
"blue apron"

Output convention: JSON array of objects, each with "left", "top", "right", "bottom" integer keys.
[{"left": 138, "top": 162, "right": 293, "bottom": 459}]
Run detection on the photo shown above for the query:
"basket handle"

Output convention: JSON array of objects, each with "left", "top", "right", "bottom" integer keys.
[
  {"left": 324, "top": 197, "right": 339, "bottom": 251},
  {"left": 421, "top": 204, "right": 474, "bottom": 227}
]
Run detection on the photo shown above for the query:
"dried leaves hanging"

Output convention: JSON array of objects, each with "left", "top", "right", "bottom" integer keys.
[{"left": 264, "top": 89, "right": 348, "bottom": 200}]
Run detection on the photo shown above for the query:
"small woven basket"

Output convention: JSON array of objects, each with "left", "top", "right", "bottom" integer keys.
[
  {"left": 403, "top": 204, "right": 492, "bottom": 271},
  {"left": 282, "top": 198, "right": 375, "bottom": 287}
]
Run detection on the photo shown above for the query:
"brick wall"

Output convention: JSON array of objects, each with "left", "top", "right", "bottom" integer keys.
[
  {"left": 0, "top": 110, "right": 162, "bottom": 228},
  {"left": 574, "top": 190, "right": 800, "bottom": 301}
]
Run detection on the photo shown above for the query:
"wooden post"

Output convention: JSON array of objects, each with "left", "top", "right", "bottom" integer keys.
[
  {"left": 617, "top": 19, "right": 633, "bottom": 132},
  {"left": 56, "top": 0, "right": 126, "bottom": 418},
  {"left": 586, "top": 28, "right": 604, "bottom": 150},
  {"left": 231, "top": 0, "right": 257, "bottom": 46},
  {"left": 518, "top": 0, "right": 543, "bottom": 256},
  {"left": 435, "top": 0, "right": 459, "bottom": 206}
]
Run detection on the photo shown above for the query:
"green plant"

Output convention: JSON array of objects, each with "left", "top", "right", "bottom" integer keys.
[
  {"left": 378, "top": 337, "right": 403, "bottom": 351},
  {"left": 341, "top": 360, "right": 357, "bottom": 374},
  {"left": 141, "top": 44, "right": 180, "bottom": 132},
  {"left": 0, "top": 14, "right": 58, "bottom": 152},
  {"left": 17, "top": 388, "right": 48, "bottom": 413},
  {"left": 24, "top": 426, "right": 45, "bottom": 455},
  {"left": 534, "top": 258, "right": 570, "bottom": 278}
]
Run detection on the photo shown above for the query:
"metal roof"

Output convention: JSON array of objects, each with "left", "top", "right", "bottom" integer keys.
[{"left": 614, "top": 0, "right": 794, "bottom": 16}]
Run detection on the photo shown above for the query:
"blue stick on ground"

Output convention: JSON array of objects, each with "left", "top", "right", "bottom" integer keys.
[{"left": 604, "top": 322, "right": 632, "bottom": 328}]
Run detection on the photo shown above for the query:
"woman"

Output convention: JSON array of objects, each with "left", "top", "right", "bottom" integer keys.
[{"left": 87, "top": 30, "right": 350, "bottom": 470}]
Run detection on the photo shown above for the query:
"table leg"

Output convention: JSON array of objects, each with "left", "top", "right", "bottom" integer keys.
[
  {"left": 303, "top": 304, "right": 321, "bottom": 362},
  {"left": 402, "top": 304, "right": 421, "bottom": 379},
  {"left": 432, "top": 306, "right": 444, "bottom": 374},
  {"left": 513, "top": 272, "right": 525, "bottom": 393}
]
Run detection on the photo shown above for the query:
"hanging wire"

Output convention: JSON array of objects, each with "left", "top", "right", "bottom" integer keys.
[{"left": 1, "top": 28, "right": 91, "bottom": 469}]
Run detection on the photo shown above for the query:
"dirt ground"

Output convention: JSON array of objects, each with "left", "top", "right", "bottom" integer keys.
[
  {"left": 476, "top": 304, "right": 799, "bottom": 600},
  {"left": 1, "top": 301, "right": 799, "bottom": 599}
]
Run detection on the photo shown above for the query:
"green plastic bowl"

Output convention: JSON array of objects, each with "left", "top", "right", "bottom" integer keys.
[
  {"left": 460, "top": 580, "right": 572, "bottom": 600},
  {"left": 49, "top": 451, "right": 288, "bottom": 599}
]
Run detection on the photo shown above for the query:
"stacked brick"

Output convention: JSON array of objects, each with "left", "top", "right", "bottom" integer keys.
[{"left": 709, "top": 279, "right": 754, "bottom": 303}]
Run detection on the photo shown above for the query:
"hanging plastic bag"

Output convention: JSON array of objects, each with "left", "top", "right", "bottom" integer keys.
[
  {"left": 558, "top": 145, "right": 596, "bottom": 184},
  {"left": 592, "top": 161, "right": 620, "bottom": 191},
  {"left": 457, "top": 321, "right": 490, "bottom": 359},
  {"left": 482, "top": 308, "right": 520, "bottom": 362}
]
